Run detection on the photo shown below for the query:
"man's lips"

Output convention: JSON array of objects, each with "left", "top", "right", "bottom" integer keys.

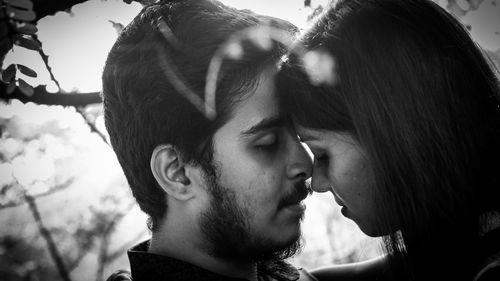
[{"left": 278, "top": 181, "right": 310, "bottom": 209}]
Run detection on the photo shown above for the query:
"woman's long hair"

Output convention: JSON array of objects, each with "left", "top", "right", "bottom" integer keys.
[{"left": 277, "top": 0, "right": 500, "bottom": 280}]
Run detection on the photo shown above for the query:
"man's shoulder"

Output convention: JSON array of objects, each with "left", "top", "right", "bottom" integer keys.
[{"left": 106, "top": 269, "right": 132, "bottom": 281}]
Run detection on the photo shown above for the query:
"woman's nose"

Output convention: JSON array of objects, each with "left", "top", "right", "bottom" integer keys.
[{"left": 311, "top": 168, "right": 331, "bottom": 193}]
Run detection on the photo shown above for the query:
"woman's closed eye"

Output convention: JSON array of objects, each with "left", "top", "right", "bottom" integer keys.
[
  {"left": 312, "top": 150, "right": 329, "bottom": 166},
  {"left": 316, "top": 154, "right": 329, "bottom": 163}
]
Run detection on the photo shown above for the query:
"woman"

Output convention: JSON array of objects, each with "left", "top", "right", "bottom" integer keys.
[{"left": 277, "top": 0, "right": 500, "bottom": 280}]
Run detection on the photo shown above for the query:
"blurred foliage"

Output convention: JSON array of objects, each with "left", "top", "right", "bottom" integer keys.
[
  {"left": 0, "top": 100, "right": 147, "bottom": 281},
  {"left": 0, "top": 234, "right": 57, "bottom": 281}
]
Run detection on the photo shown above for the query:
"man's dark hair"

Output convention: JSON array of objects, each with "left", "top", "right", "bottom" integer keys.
[{"left": 102, "top": 0, "right": 296, "bottom": 231}]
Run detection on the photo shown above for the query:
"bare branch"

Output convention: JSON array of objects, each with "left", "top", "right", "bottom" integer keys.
[
  {"left": 75, "top": 107, "right": 109, "bottom": 145},
  {"left": 0, "top": 84, "right": 102, "bottom": 106},
  {"left": 95, "top": 201, "right": 136, "bottom": 281},
  {"left": 67, "top": 246, "right": 92, "bottom": 272},
  {"left": 96, "top": 228, "right": 111, "bottom": 281},
  {"left": 34, "top": 35, "right": 61, "bottom": 90},
  {"left": 0, "top": 179, "right": 74, "bottom": 210},
  {"left": 31, "top": 35, "right": 110, "bottom": 146},
  {"left": 25, "top": 192, "right": 72, "bottom": 281}
]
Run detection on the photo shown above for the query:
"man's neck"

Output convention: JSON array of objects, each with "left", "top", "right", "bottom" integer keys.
[{"left": 149, "top": 224, "right": 259, "bottom": 281}]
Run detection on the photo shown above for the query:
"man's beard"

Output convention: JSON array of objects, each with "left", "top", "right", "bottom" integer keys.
[{"left": 198, "top": 162, "right": 305, "bottom": 262}]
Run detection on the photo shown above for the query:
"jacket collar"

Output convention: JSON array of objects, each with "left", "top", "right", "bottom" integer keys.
[{"left": 127, "top": 240, "right": 300, "bottom": 281}]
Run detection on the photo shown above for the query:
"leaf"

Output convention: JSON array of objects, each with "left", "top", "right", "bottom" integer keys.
[
  {"left": 6, "top": 81, "right": 16, "bottom": 94},
  {"left": 6, "top": 7, "right": 36, "bottom": 22},
  {"left": 0, "top": 37, "right": 12, "bottom": 57},
  {"left": 4, "top": 0, "right": 34, "bottom": 10},
  {"left": 225, "top": 41, "right": 243, "bottom": 60},
  {"left": 456, "top": 0, "right": 471, "bottom": 10},
  {"left": 248, "top": 28, "right": 273, "bottom": 51},
  {"left": 2, "top": 64, "right": 16, "bottom": 82},
  {"left": 18, "top": 64, "right": 37, "bottom": 78},
  {"left": 12, "top": 34, "right": 40, "bottom": 51},
  {"left": 0, "top": 21, "right": 8, "bottom": 37},
  {"left": 447, "top": 0, "right": 466, "bottom": 18},
  {"left": 18, "top": 78, "right": 34, "bottom": 97},
  {"left": 302, "top": 49, "right": 338, "bottom": 86},
  {"left": 108, "top": 20, "right": 124, "bottom": 35},
  {"left": 468, "top": 0, "right": 484, "bottom": 10},
  {"left": 10, "top": 20, "right": 38, "bottom": 35}
]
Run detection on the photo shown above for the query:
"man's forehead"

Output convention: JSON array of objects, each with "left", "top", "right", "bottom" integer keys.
[{"left": 218, "top": 65, "right": 285, "bottom": 137}]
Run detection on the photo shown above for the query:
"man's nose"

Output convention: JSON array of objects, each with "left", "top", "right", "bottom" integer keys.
[{"left": 286, "top": 140, "right": 313, "bottom": 181}]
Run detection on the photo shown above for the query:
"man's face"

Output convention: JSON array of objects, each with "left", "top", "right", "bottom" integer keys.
[{"left": 199, "top": 67, "right": 313, "bottom": 260}]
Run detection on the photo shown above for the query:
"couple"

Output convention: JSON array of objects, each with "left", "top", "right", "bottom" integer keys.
[{"left": 102, "top": 0, "right": 500, "bottom": 280}]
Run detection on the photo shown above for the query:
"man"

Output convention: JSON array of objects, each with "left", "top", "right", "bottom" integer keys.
[{"left": 102, "top": 0, "right": 314, "bottom": 280}]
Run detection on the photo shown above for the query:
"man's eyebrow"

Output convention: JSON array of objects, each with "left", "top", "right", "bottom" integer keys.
[{"left": 240, "top": 117, "right": 285, "bottom": 137}]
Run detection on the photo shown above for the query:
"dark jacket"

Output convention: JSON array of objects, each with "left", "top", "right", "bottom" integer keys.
[{"left": 107, "top": 240, "right": 315, "bottom": 281}]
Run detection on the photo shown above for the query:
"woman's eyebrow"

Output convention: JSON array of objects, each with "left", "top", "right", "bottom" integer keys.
[{"left": 298, "top": 134, "right": 317, "bottom": 142}]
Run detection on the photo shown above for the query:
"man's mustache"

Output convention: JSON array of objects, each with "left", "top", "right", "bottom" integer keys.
[{"left": 278, "top": 180, "right": 312, "bottom": 208}]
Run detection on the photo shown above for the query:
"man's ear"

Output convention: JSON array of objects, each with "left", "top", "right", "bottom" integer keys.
[{"left": 151, "top": 144, "right": 194, "bottom": 201}]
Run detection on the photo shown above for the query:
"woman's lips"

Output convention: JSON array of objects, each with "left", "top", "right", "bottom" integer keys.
[
  {"left": 330, "top": 190, "right": 350, "bottom": 217},
  {"left": 333, "top": 196, "right": 344, "bottom": 207},
  {"left": 341, "top": 206, "right": 348, "bottom": 217},
  {"left": 328, "top": 186, "right": 346, "bottom": 207}
]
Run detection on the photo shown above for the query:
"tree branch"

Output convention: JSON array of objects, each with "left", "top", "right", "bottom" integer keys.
[
  {"left": 34, "top": 35, "right": 61, "bottom": 90},
  {"left": 25, "top": 193, "right": 72, "bottom": 281},
  {"left": 96, "top": 228, "right": 111, "bottom": 281},
  {"left": 0, "top": 84, "right": 102, "bottom": 106},
  {"left": 95, "top": 201, "right": 136, "bottom": 281},
  {"left": 0, "top": 179, "right": 74, "bottom": 210},
  {"left": 67, "top": 245, "right": 92, "bottom": 272},
  {"left": 75, "top": 107, "right": 109, "bottom": 145}
]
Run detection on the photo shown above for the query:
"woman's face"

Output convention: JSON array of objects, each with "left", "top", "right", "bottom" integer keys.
[{"left": 296, "top": 126, "right": 384, "bottom": 237}]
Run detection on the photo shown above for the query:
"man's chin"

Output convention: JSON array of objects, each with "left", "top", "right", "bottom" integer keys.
[
  {"left": 247, "top": 218, "right": 303, "bottom": 261},
  {"left": 254, "top": 233, "right": 303, "bottom": 261},
  {"left": 215, "top": 229, "right": 303, "bottom": 262}
]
